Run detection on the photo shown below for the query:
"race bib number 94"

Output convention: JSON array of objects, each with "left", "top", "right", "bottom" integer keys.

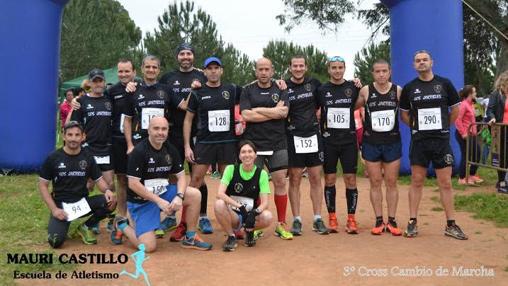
[
  {"left": 371, "top": 110, "right": 395, "bottom": 132},
  {"left": 327, "top": 108, "right": 350, "bottom": 129},
  {"left": 293, "top": 135, "right": 319, "bottom": 154},
  {"left": 417, "top": 107, "right": 442, "bottom": 131},
  {"left": 144, "top": 178, "right": 169, "bottom": 196},
  {"left": 141, "top": 108, "right": 164, "bottom": 130},
  {"left": 62, "top": 198, "right": 91, "bottom": 221},
  {"left": 208, "top": 110, "right": 230, "bottom": 132}
]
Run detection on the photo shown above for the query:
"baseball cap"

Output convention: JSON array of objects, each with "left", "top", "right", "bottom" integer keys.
[
  {"left": 203, "top": 56, "right": 222, "bottom": 68},
  {"left": 88, "top": 68, "right": 105, "bottom": 81},
  {"left": 176, "top": 43, "right": 195, "bottom": 55}
]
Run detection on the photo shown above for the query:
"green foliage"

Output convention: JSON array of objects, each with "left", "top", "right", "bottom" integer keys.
[
  {"left": 143, "top": 1, "right": 254, "bottom": 85},
  {"left": 60, "top": 0, "right": 142, "bottom": 81},
  {"left": 455, "top": 193, "right": 508, "bottom": 228},
  {"left": 262, "top": 40, "right": 329, "bottom": 82},
  {"left": 353, "top": 41, "right": 390, "bottom": 83},
  {"left": 277, "top": 0, "right": 356, "bottom": 32}
]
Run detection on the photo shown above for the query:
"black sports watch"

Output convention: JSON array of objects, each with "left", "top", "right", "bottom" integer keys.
[{"left": 175, "top": 192, "right": 184, "bottom": 200}]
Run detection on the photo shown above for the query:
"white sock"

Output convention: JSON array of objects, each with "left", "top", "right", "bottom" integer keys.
[
  {"left": 314, "top": 215, "right": 322, "bottom": 221},
  {"left": 294, "top": 216, "right": 302, "bottom": 222}
]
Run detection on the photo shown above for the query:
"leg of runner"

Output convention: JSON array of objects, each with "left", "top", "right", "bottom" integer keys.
[
  {"left": 272, "top": 169, "right": 292, "bottom": 240},
  {"left": 308, "top": 165, "right": 327, "bottom": 235},
  {"left": 181, "top": 186, "right": 212, "bottom": 250},
  {"left": 288, "top": 167, "right": 303, "bottom": 235},
  {"left": 324, "top": 173, "right": 338, "bottom": 233},
  {"left": 190, "top": 164, "right": 213, "bottom": 234},
  {"left": 367, "top": 160, "right": 384, "bottom": 235},
  {"left": 214, "top": 200, "right": 240, "bottom": 252},
  {"left": 404, "top": 165, "right": 426, "bottom": 238},
  {"left": 343, "top": 173, "right": 358, "bottom": 234},
  {"left": 383, "top": 160, "right": 401, "bottom": 236}
]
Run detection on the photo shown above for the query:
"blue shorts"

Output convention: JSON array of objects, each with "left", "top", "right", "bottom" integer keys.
[
  {"left": 127, "top": 184, "right": 177, "bottom": 237},
  {"left": 362, "top": 141, "right": 402, "bottom": 163}
]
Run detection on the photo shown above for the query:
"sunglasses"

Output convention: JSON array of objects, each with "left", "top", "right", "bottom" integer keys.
[{"left": 328, "top": 56, "right": 345, "bottom": 63}]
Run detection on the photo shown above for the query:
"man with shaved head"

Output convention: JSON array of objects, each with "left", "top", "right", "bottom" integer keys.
[
  {"left": 240, "top": 57, "right": 293, "bottom": 240},
  {"left": 111, "top": 116, "right": 212, "bottom": 252}
]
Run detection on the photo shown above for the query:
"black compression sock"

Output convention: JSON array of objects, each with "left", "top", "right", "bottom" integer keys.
[
  {"left": 375, "top": 216, "right": 384, "bottom": 227},
  {"left": 199, "top": 184, "right": 208, "bottom": 215},
  {"left": 346, "top": 188, "right": 358, "bottom": 214},
  {"left": 324, "top": 185, "right": 336, "bottom": 213},
  {"left": 447, "top": 220, "right": 456, "bottom": 227}
]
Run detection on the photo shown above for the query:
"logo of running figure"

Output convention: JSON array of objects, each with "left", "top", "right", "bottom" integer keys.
[{"left": 120, "top": 244, "right": 151, "bottom": 286}]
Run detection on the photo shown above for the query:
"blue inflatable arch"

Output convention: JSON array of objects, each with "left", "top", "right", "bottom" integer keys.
[{"left": 0, "top": 0, "right": 462, "bottom": 173}]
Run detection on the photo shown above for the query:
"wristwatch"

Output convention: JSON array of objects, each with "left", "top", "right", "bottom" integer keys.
[{"left": 176, "top": 192, "right": 184, "bottom": 200}]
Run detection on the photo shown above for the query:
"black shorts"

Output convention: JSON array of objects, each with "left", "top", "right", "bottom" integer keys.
[
  {"left": 287, "top": 134, "right": 324, "bottom": 168},
  {"left": 409, "top": 138, "right": 454, "bottom": 169},
  {"left": 323, "top": 137, "right": 358, "bottom": 174},
  {"left": 254, "top": 149, "right": 288, "bottom": 173},
  {"left": 194, "top": 142, "right": 238, "bottom": 165},
  {"left": 112, "top": 137, "right": 127, "bottom": 174}
]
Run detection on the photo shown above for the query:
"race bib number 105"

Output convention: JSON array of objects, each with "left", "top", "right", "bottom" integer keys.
[{"left": 327, "top": 108, "right": 350, "bottom": 129}]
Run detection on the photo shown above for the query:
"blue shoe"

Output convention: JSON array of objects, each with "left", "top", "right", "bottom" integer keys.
[
  {"left": 110, "top": 216, "right": 128, "bottom": 245},
  {"left": 160, "top": 216, "right": 177, "bottom": 232},
  {"left": 90, "top": 222, "right": 100, "bottom": 234},
  {"left": 181, "top": 235, "right": 212, "bottom": 251},
  {"left": 106, "top": 217, "right": 114, "bottom": 233},
  {"left": 198, "top": 217, "right": 214, "bottom": 234}
]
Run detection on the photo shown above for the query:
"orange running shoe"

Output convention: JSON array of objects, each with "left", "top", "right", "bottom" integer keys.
[
  {"left": 345, "top": 214, "right": 358, "bottom": 234},
  {"left": 385, "top": 221, "right": 402, "bottom": 236},
  {"left": 328, "top": 212, "right": 339, "bottom": 233},
  {"left": 371, "top": 222, "right": 384, "bottom": 235},
  {"left": 170, "top": 222, "right": 187, "bottom": 242}
]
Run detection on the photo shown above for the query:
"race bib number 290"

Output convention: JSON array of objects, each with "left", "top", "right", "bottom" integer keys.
[{"left": 417, "top": 107, "right": 442, "bottom": 131}]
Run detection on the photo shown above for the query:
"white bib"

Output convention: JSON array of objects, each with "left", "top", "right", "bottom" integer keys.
[
  {"left": 141, "top": 108, "right": 164, "bottom": 130},
  {"left": 230, "top": 195, "right": 254, "bottom": 211},
  {"left": 327, "top": 107, "right": 350, "bottom": 129},
  {"left": 293, "top": 135, "right": 319, "bottom": 154},
  {"left": 208, "top": 110, "right": 230, "bottom": 132},
  {"left": 120, "top": 113, "right": 126, "bottom": 134},
  {"left": 62, "top": 198, "right": 91, "bottom": 221},
  {"left": 417, "top": 107, "right": 442, "bottom": 131},
  {"left": 144, "top": 178, "right": 169, "bottom": 196},
  {"left": 371, "top": 110, "right": 396, "bottom": 132},
  {"left": 257, "top": 151, "right": 274, "bottom": 156},
  {"left": 94, "top": 156, "right": 110, "bottom": 165}
]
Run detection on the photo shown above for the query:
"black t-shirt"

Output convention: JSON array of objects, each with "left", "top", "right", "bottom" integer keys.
[
  {"left": 400, "top": 75, "right": 460, "bottom": 141},
  {"left": 317, "top": 81, "right": 360, "bottom": 142},
  {"left": 39, "top": 148, "right": 102, "bottom": 203},
  {"left": 160, "top": 69, "right": 207, "bottom": 140},
  {"left": 240, "top": 82, "right": 289, "bottom": 151},
  {"left": 187, "top": 83, "right": 240, "bottom": 144},
  {"left": 124, "top": 82, "right": 177, "bottom": 141},
  {"left": 225, "top": 164, "right": 262, "bottom": 209},
  {"left": 71, "top": 95, "right": 113, "bottom": 153},
  {"left": 285, "top": 77, "right": 321, "bottom": 137},
  {"left": 106, "top": 82, "right": 130, "bottom": 138},
  {"left": 126, "top": 139, "right": 184, "bottom": 204},
  {"left": 363, "top": 83, "right": 400, "bottom": 144}
]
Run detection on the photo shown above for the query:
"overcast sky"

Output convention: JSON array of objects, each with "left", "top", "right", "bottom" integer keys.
[{"left": 117, "top": 0, "right": 385, "bottom": 78}]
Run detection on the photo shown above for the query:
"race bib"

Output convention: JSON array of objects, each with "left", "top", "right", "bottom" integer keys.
[
  {"left": 257, "top": 151, "right": 274, "bottom": 156},
  {"left": 144, "top": 178, "right": 169, "bottom": 196},
  {"left": 94, "top": 156, "right": 110, "bottom": 165},
  {"left": 120, "top": 114, "right": 126, "bottom": 134},
  {"left": 371, "top": 110, "right": 396, "bottom": 132},
  {"left": 327, "top": 108, "right": 350, "bottom": 129},
  {"left": 230, "top": 196, "right": 254, "bottom": 211},
  {"left": 417, "top": 107, "right": 442, "bottom": 131},
  {"left": 208, "top": 110, "right": 230, "bottom": 132},
  {"left": 141, "top": 108, "right": 164, "bottom": 129},
  {"left": 62, "top": 198, "right": 91, "bottom": 221},
  {"left": 293, "top": 135, "right": 319, "bottom": 154}
]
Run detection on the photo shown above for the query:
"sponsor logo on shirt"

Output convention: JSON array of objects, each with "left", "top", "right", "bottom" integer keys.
[
  {"left": 173, "top": 80, "right": 180, "bottom": 86},
  {"left": 165, "top": 154, "right": 172, "bottom": 165},
  {"left": 202, "top": 96, "right": 211, "bottom": 100},
  {"left": 79, "top": 160, "right": 87, "bottom": 170},
  {"left": 222, "top": 91, "right": 230, "bottom": 100},
  {"left": 58, "top": 162, "right": 66, "bottom": 169},
  {"left": 271, "top": 93, "right": 280, "bottom": 103},
  {"left": 114, "top": 94, "right": 124, "bottom": 100},
  {"left": 148, "top": 157, "right": 155, "bottom": 164},
  {"left": 434, "top": 84, "right": 442, "bottom": 93},
  {"left": 288, "top": 88, "right": 294, "bottom": 94},
  {"left": 414, "top": 89, "right": 421, "bottom": 94},
  {"left": 138, "top": 94, "right": 145, "bottom": 100},
  {"left": 325, "top": 92, "right": 332, "bottom": 98},
  {"left": 370, "top": 93, "right": 377, "bottom": 99},
  {"left": 345, "top": 88, "right": 353, "bottom": 97},
  {"left": 305, "top": 83, "right": 312, "bottom": 92},
  {"left": 234, "top": 182, "right": 243, "bottom": 193},
  {"left": 104, "top": 102, "right": 112, "bottom": 111},
  {"left": 157, "top": 90, "right": 166, "bottom": 99},
  {"left": 86, "top": 104, "right": 94, "bottom": 110}
]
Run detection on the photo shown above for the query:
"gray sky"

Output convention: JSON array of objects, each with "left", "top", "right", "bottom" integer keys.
[{"left": 118, "top": 0, "right": 385, "bottom": 78}]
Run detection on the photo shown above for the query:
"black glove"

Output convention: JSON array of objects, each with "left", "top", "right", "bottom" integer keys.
[
  {"left": 238, "top": 205, "right": 248, "bottom": 219},
  {"left": 244, "top": 210, "right": 257, "bottom": 229}
]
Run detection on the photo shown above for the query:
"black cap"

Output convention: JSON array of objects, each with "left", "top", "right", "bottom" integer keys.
[
  {"left": 88, "top": 68, "right": 105, "bottom": 81},
  {"left": 175, "top": 43, "right": 194, "bottom": 56}
]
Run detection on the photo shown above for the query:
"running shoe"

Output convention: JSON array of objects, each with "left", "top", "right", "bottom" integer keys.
[
  {"left": 470, "top": 175, "right": 484, "bottom": 184},
  {"left": 78, "top": 224, "right": 97, "bottom": 245},
  {"left": 444, "top": 224, "right": 468, "bottom": 240},
  {"left": 170, "top": 223, "right": 187, "bottom": 242},
  {"left": 458, "top": 178, "right": 476, "bottom": 185},
  {"left": 385, "top": 221, "right": 402, "bottom": 236},
  {"left": 345, "top": 214, "right": 358, "bottom": 234},
  {"left": 497, "top": 181, "right": 508, "bottom": 194},
  {"left": 371, "top": 221, "right": 385, "bottom": 235},
  {"left": 222, "top": 235, "right": 238, "bottom": 252},
  {"left": 110, "top": 216, "right": 128, "bottom": 245},
  {"left": 154, "top": 229, "right": 165, "bottom": 239},
  {"left": 244, "top": 231, "right": 256, "bottom": 247},
  {"left": 328, "top": 212, "right": 338, "bottom": 233},
  {"left": 290, "top": 219, "right": 303, "bottom": 236},
  {"left": 312, "top": 218, "right": 329, "bottom": 235},
  {"left": 198, "top": 217, "right": 214, "bottom": 234},
  {"left": 404, "top": 219, "right": 418, "bottom": 238},
  {"left": 160, "top": 216, "right": 177, "bottom": 232},
  {"left": 181, "top": 234, "right": 212, "bottom": 250},
  {"left": 90, "top": 222, "right": 100, "bottom": 234},
  {"left": 106, "top": 216, "right": 114, "bottom": 233},
  {"left": 253, "top": 230, "right": 264, "bottom": 240},
  {"left": 274, "top": 223, "right": 293, "bottom": 240}
]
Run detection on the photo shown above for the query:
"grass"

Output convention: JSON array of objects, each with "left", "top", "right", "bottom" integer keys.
[
  {"left": 0, "top": 174, "right": 75, "bottom": 285},
  {"left": 455, "top": 192, "right": 508, "bottom": 228}
]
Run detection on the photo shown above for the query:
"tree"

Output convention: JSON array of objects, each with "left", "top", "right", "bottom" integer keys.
[
  {"left": 60, "top": 0, "right": 142, "bottom": 81},
  {"left": 262, "top": 40, "right": 329, "bottom": 82},
  {"left": 353, "top": 41, "right": 390, "bottom": 84},
  {"left": 143, "top": 0, "right": 254, "bottom": 85}
]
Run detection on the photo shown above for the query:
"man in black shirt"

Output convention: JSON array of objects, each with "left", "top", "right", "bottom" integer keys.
[
  {"left": 284, "top": 55, "right": 328, "bottom": 236},
  {"left": 241, "top": 57, "right": 293, "bottom": 240},
  {"left": 400, "top": 50, "right": 467, "bottom": 240},
  {"left": 317, "top": 56, "right": 361, "bottom": 234},
  {"left": 113, "top": 117, "right": 212, "bottom": 252},
  {"left": 39, "top": 121, "right": 116, "bottom": 248}
]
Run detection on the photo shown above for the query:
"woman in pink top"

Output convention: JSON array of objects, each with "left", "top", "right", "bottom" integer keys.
[{"left": 455, "top": 85, "right": 483, "bottom": 185}]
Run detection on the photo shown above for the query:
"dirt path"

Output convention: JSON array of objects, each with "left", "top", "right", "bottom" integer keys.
[{"left": 18, "top": 177, "right": 508, "bottom": 285}]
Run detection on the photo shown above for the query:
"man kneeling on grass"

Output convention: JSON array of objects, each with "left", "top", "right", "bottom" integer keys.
[{"left": 39, "top": 121, "right": 116, "bottom": 248}]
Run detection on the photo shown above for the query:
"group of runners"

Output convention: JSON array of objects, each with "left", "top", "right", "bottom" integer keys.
[{"left": 39, "top": 44, "right": 469, "bottom": 254}]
